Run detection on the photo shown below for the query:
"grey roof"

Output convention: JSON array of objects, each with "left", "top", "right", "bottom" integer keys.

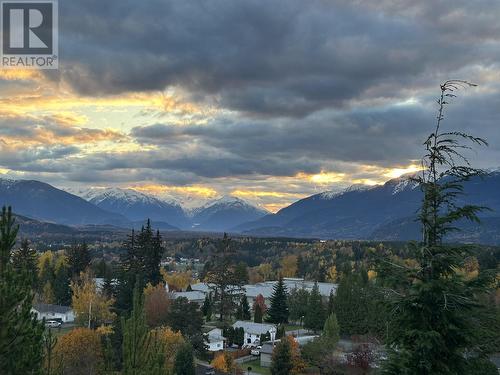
[
  {"left": 189, "top": 279, "right": 337, "bottom": 300},
  {"left": 207, "top": 328, "right": 225, "bottom": 341},
  {"left": 233, "top": 321, "right": 276, "bottom": 335},
  {"left": 190, "top": 282, "right": 211, "bottom": 293},
  {"left": 172, "top": 290, "right": 206, "bottom": 301},
  {"left": 33, "top": 304, "right": 72, "bottom": 314}
]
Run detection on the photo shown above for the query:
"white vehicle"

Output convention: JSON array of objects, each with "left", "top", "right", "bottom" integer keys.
[
  {"left": 45, "top": 320, "right": 62, "bottom": 328},
  {"left": 250, "top": 346, "right": 262, "bottom": 356}
]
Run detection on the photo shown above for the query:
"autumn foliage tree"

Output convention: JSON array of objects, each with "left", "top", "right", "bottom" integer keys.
[
  {"left": 151, "top": 327, "right": 185, "bottom": 372},
  {"left": 212, "top": 352, "right": 240, "bottom": 374},
  {"left": 53, "top": 328, "right": 104, "bottom": 375},
  {"left": 71, "top": 269, "right": 115, "bottom": 328},
  {"left": 144, "top": 283, "right": 170, "bottom": 328},
  {"left": 271, "top": 336, "right": 304, "bottom": 375}
]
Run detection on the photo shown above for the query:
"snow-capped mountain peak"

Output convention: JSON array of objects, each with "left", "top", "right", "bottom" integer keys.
[
  {"left": 389, "top": 174, "right": 420, "bottom": 195},
  {"left": 320, "top": 184, "right": 374, "bottom": 200}
]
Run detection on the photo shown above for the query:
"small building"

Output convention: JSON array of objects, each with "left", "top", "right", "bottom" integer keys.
[
  {"left": 232, "top": 321, "right": 276, "bottom": 345},
  {"left": 260, "top": 341, "right": 276, "bottom": 368},
  {"left": 206, "top": 328, "right": 225, "bottom": 352},
  {"left": 32, "top": 304, "right": 75, "bottom": 323}
]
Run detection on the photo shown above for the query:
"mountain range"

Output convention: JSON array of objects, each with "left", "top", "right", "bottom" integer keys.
[
  {"left": 2, "top": 172, "right": 500, "bottom": 244},
  {"left": 0, "top": 179, "right": 268, "bottom": 232},
  {"left": 238, "top": 171, "right": 500, "bottom": 244}
]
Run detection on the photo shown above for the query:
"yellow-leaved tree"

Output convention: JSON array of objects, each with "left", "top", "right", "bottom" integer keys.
[
  {"left": 151, "top": 327, "right": 185, "bottom": 372},
  {"left": 71, "top": 269, "right": 115, "bottom": 327},
  {"left": 53, "top": 327, "right": 103, "bottom": 375}
]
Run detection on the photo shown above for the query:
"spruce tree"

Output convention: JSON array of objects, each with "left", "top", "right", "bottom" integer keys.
[
  {"left": 38, "top": 254, "right": 55, "bottom": 296},
  {"left": 116, "top": 230, "right": 141, "bottom": 313},
  {"left": 0, "top": 206, "right": 45, "bottom": 374},
  {"left": 53, "top": 264, "right": 72, "bottom": 305},
  {"left": 322, "top": 313, "right": 340, "bottom": 347},
  {"left": 138, "top": 221, "right": 163, "bottom": 286},
  {"left": 102, "top": 264, "right": 115, "bottom": 298},
  {"left": 236, "top": 294, "right": 251, "bottom": 320},
  {"left": 267, "top": 276, "right": 289, "bottom": 324},
  {"left": 67, "top": 242, "right": 91, "bottom": 279},
  {"left": 304, "top": 282, "right": 325, "bottom": 332},
  {"left": 11, "top": 238, "right": 38, "bottom": 288},
  {"left": 202, "top": 293, "right": 212, "bottom": 321},
  {"left": 254, "top": 303, "right": 263, "bottom": 323},
  {"left": 327, "top": 289, "right": 335, "bottom": 316},
  {"left": 205, "top": 234, "right": 245, "bottom": 322},
  {"left": 173, "top": 343, "right": 195, "bottom": 375},
  {"left": 122, "top": 284, "right": 151, "bottom": 375},
  {"left": 376, "top": 81, "right": 498, "bottom": 374}
]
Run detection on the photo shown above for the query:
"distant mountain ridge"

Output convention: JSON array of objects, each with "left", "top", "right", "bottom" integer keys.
[
  {"left": 68, "top": 187, "right": 189, "bottom": 229},
  {"left": 0, "top": 179, "right": 128, "bottom": 226},
  {"left": 236, "top": 172, "right": 500, "bottom": 244},
  {"left": 190, "top": 196, "right": 268, "bottom": 231}
]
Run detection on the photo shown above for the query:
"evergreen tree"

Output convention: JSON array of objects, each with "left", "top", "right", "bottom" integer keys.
[
  {"left": 122, "top": 284, "right": 151, "bottom": 375},
  {"left": 297, "top": 254, "right": 307, "bottom": 278},
  {"left": 116, "top": 230, "right": 141, "bottom": 313},
  {"left": 202, "top": 293, "right": 212, "bottom": 321},
  {"left": 254, "top": 303, "right": 263, "bottom": 323},
  {"left": 322, "top": 313, "right": 340, "bottom": 347},
  {"left": 53, "top": 263, "right": 71, "bottom": 305},
  {"left": 376, "top": 81, "right": 498, "bottom": 374},
  {"left": 270, "top": 337, "right": 293, "bottom": 375},
  {"left": 39, "top": 254, "right": 55, "bottom": 296},
  {"left": 0, "top": 206, "right": 45, "bottom": 374},
  {"left": 234, "top": 261, "right": 249, "bottom": 284},
  {"left": 167, "top": 297, "right": 206, "bottom": 355},
  {"left": 288, "top": 288, "right": 309, "bottom": 322},
  {"left": 102, "top": 264, "right": 115, "bottom": 298},
  {"left": 173, "top": 343, "right": 195, "bottom": 375},
  {"left": 327, "top": 289, "right": 335, "bottom": 316},
  {"left": 138, "top": 221, "right": 163, "bottom": 286},
  {"left": 267, "top": 276, "right": 289, "bottom": 324},
  {"left": 304, "top": 282, "right": 325, "bottom": 332},
  {"left": 205, "top": 234, "right": 245, "bottom": 322},
  {"left": 236, "top": 294, "right": 251, "bottom": 320},
  {"left": 11, "top": 238, "right": 38, "bottom": 288},
  {"left": 67, "top": 242, "right": 91, "bottom": 279}
]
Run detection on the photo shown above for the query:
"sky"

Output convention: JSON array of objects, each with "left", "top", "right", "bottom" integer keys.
[{"left": 1, "top": 0, "right": 500, "bottom": 212}]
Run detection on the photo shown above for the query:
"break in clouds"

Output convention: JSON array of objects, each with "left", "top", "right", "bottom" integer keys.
[{"left": 1, "top": 0, "right": 500, "bottom": 209}]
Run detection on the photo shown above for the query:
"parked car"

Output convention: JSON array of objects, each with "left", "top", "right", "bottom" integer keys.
[
  {"left": 251, "top": 346, "right": 262, "bottom": 356},
  {"left": 205, "top": 366, "right": 216, "bottom": 375},
  {"left": 45, "top": 320, "right": 61, "bottom": 328}
]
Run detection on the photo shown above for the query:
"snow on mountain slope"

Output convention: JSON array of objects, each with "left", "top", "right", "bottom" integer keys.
[
  {"left": 191, "top": 195, "right": 268, "bottom": 231},
  {"left": 67, "top": 187, "right": 189, "bottom": 228}
]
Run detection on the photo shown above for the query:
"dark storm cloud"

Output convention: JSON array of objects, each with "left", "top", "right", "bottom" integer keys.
[{"left": 53, "top": 0, "right": 500, "bottom": 117}]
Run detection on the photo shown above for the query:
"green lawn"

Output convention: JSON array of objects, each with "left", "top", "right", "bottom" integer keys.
[
  {"left": 284, "top": 324, "right": 302, "bottom": 332},
  {"left": 48, "top": 325, "right": 74, "bottom": 338},
  {"left": 244, "top": 359, "right": 271, "bottom": 375}
]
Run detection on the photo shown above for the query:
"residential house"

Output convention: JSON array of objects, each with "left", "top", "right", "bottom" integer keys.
[
  {"left": 171, "top": 290, "right": 206, "bottom": 306},
  {"left": 206, "top": 328, "right": 225, "bottom": 352},
  {"left": 32, "top": 304, "right": 75, "bottom": 323},
  {"left": 232, "top": 321, "right": 276, "bottom": 345}
]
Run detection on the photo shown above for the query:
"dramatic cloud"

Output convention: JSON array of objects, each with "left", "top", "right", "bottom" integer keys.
[{"left": 1, "top": 0, "right": 499, "bottom": 210}]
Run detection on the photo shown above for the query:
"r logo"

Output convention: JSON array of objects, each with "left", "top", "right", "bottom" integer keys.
[{"left": 2, "top": 1, "right": 53, "bottom": 54}]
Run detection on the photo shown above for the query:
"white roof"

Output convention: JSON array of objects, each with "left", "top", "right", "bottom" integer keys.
[{"left": 233, "top": 321, "right": 276, "bottom": 335}]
